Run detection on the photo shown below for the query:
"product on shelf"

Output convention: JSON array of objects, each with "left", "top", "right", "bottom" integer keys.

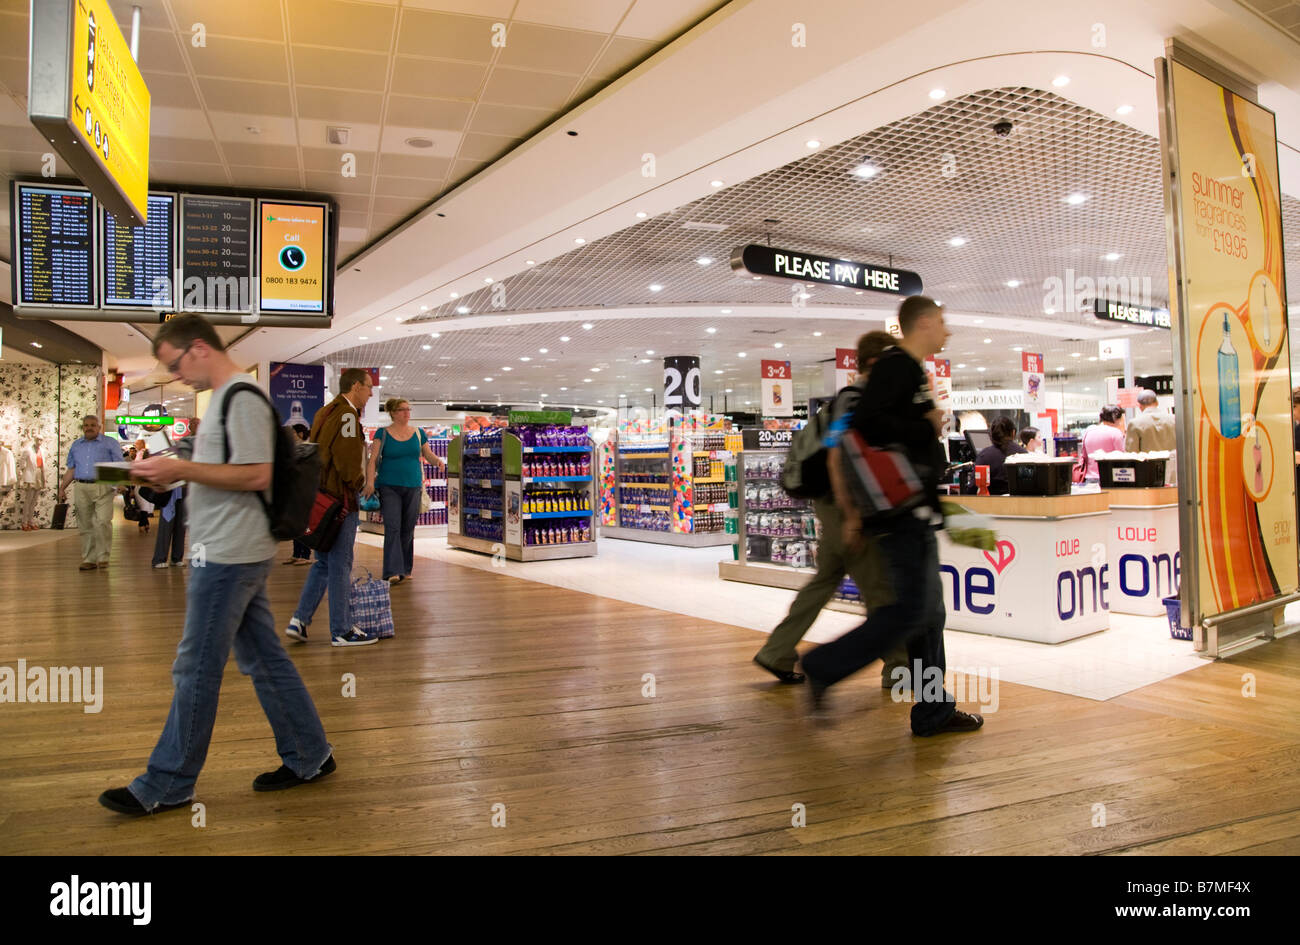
[
  {"left": 463, "top": 516, "right": 503, "bottom": 542},
  {"left": 463, "top": 485, "right": 502, "bottom": 511},
  {"left": 514, "top": 425, "right": 590, "bottom": 448},
  {"left": 618, "top": 507, "right": 672, "bottom": 531},
  {"left": 524, "top": 521, "right": 592, "bottom": 545},
  {"left": 523, "top": 489, "right": 591, "bottom": 513},
  {"left": 522, "top": 456, "right": 591, "bottom": 477}
]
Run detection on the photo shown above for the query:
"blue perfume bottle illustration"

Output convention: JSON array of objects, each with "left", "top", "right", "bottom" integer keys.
[{"left": 1217, "top": 312, "right": 1241, "bottom": 439}]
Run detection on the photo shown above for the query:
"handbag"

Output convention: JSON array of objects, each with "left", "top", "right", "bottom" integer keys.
[
  {"left": 359, "top": 493, "right": 380, "bottom": 512},
  {"left": 300, "top": 490, "right": 346, "bottom": 552},
  {"left": 351, "top": 570, "right": 395, "bottom": 639},
  {"left": 839, "top": 428, "right": 925, "bottom": 524},
  {"left": 419, "top": 487, "right": 431, "bottom": 515},
  {"left": 51, "top": 502, "right": 68, "bottom": 530}
]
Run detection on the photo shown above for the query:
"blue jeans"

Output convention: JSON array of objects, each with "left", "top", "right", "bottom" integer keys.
[
  {"left": 129, "top": 559, "right": 331, "bottom": 808},
  {"left": 801, "top": 513, "right": 956, "bottom": 734},
  {"left": 293, "top": 508, "right": 359, "bottom": 636},
  {"left": 379, "top": 484, "right": 420, "bottom": 580}
]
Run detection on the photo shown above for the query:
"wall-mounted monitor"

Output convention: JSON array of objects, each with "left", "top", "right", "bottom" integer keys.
[
  {"left": 11, "top": 181, "right": 97, "bottom": 308},
  {"left": 101, "top": 191, "right": 177, "bottom": 309}
]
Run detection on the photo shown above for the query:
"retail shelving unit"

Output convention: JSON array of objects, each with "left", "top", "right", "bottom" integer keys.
[
  {"left": 447, "top": 427, "right": 597, "bottom": 561},
  {"left": 360, "top": 435, "right": 449, "bottom": 535},
  {"left": 600, "top": 427, "right": 734, "bottom": 547},
  {"left": 717, "top": 430, "right": 863, "bottom": 613}
]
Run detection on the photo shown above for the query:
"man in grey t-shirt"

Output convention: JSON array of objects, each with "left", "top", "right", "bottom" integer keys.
[{"left": 99, "top": 315, "right": 335, "bottom": 816}]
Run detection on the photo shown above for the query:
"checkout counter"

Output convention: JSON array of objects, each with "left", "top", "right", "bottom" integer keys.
[{"left": 938, "top": 446, "right": 1179, "bottom": 642}]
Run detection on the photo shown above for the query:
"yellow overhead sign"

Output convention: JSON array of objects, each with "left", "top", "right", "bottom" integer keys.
[
  {"left": 28, "top": 0, "right": 150, "bottom": 226},
  {"left": 68, "top": 0, "right": 150, "bottom": 224}
]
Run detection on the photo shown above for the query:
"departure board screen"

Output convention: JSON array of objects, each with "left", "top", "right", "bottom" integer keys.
[
  {"left": 13, "top": 182, "right": 96, "bottom": 307},
  {"left": 180, "top": 195, "right": 254, "bottom": 313},
  {"left": 102, "top": 193, "right": 177, "bottom": 308}
]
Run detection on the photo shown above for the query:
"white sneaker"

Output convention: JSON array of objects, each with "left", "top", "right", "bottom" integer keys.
[
  {"left": 153, "top": 562, "right": 168, "bottom": 569},
  {"left": 285, "top": 616, "right": 308, "bottom": 643}
]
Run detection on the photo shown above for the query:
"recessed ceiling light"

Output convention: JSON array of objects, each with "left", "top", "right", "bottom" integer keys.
[
  {"left": 384, "top": 365, "right": 394, "bottom": 369},
  {"left": 805, "top": 139, "right": 821, "bottom": 149},
  {"left": 375, "top": 326, "right": 383, "bottom": 331},
  {"left": 456, "top": 306, "right": 469, "bottom": 314},
  {"left": 422, "top": 344, "right": 431, "bottom": 350},
  {"left": 1116, "top": 104, "right": 1134, "bottom": 115},
  {"left": 649, "top": 284, "right": 663, "bottom": 292},
  {"left": 379, "top": 375, "right": 389, "bottom": 381},
  {"left": 449, "top": 291, "right": 459, "bottom": 299},
  {"left": 709, "top": 179, "right": 724, "bottom": 187},
  {"left": 405, "top": 136, "right": 434, "bottom": 149},
  {"left": 1087, "top": 356, "right": 1098, "bottom": 362},
  {"left": 948, "top": 237, "right": 966, "bottom": 247},
  {"left": 1064, "top": 192, "right": 1088, "bottom": 205},
  {"left": 1052, "top": 75, "right": 1070, "bottom": 87},
  {"left": 1012, "top": 347, "right": 1023, "bottom": 352},
  {"left": 1070, "top": 352, "right": 1083, "bottom": 358},
  {"left": 752, "top": 276, "right": 761, "bottom": 281},
  {"left": 359, "top": 336, "right": 368, "bottom": 340},
  {"left": 635, "top": 211, "right": 647, "bottom": 219},
  {"left": 696, "top": 257, "right": 712, "bottom": 266},
  {"left": 645, "top": 349, "right": 655, "bottom": 355},
  {"left": 591, "top": 368, "right": 600, "bottom": 373},
  {"left": 574, "top": 237, "right": 585, "bottom": 244},
  {"left": 706, "top": 327, "right": 717, "bottom": 334},
  {"left": 1103, "top": 252, "right": 1122, "bottom": 261},
  {"left": 774, "top": 342, "right": 784, "bottom": 349},
  {"left": 929, "top": 88, "right": 946, "bottom": 100},
  {"left": 470, "top": 385, "right": 478, "bottom": 390},
  {"left": 520, "top": 356, "right": 531, "bottom": 362},
  {"left": 976, "top": 367, "right": 986, "bottom": 373},
  {"left": 581, "top": 323, "right": 593, "bottom": 330},
  {"left": 483, "top": 277, "right": 493, "bottom": 284},
  {"left": 738, "top": 352, "right": 747, "bottom": 358},
  {"left": 502, "top": 366, "right": 512, "bottom": 371},
  {"left": 484, "top": 377, "right": 494, "bottom": 382},
  {"left": 852, "top": 163, "right": 879, "bottom": 179},
  {"left": 539, "top": 348, "right": 548, "bottom": 353},
  {"left": 812, "top": 331, "right": 822, "bottom": 337},
  {"left": 431, "top": 332, "right": 441, "bottom": 338},
  {"left": 956, "top": 363, "right": 967, "bottom": 368},
  {"left": 525, "top": 259, "right": 536, "bottom": 266},
  {"left": 1005, "top": 280, "right": 1021, "bottom": 288},
  {"left": 420, "top": 304, "right": 429, "bottom": 311},
  {"left": 560, "top": 387, "right": 568, "bottom": 391},
  {"left": 597, "top": 400, "right": 604, "bottom": 404},
  {"left": 561, "top": 336, "right": 570, "bottom": 342},
  {"left": 720, "top": 308, "right": 732, "bottom": 314},
  {"left": 1044, "top": 308, "right": 1056, "bottom": 315},
  {"left": 1056, "top": 366, "right": 1065, "bottom": 372},
  {"left": 744, "top": 401, "right": 752, "bottom": 405},
  {"left": 583, "top": 378, "right": 592, "bottom": 383},
  {"left": 725, "top": 388, "right": 733, "bottom": 393}
]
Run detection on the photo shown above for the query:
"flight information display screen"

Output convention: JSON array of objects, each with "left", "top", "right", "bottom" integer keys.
[
  {"left": 102, "top": 192, "right": 176, "bottom": 308},
  {"left": 180, "top": 195, "right": 254, "bottom": 313},
  {"left": 13, "top": 182, "right": 96, "bottom": 307}
]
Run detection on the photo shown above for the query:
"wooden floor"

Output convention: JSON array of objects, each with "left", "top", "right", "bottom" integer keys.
[{"left": 1, "top": 520, "right": 1298, "bottom": 855}]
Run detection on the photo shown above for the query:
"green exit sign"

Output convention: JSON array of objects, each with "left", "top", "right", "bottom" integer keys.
[
  {"left": 508, "top": 409, "right": 573, "bottom": 425},
  {"left": 116, "top": 415, "right": 174, "bottom": 424}
]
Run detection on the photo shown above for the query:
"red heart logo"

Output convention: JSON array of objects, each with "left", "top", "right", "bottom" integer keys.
[{"left": 983, "top": 540, "right": 1016, "bottom": 575}]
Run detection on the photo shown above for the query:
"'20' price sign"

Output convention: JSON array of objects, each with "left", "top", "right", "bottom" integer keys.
[{"left": 663, "top": 356, "right": 702, "bottom": 412}]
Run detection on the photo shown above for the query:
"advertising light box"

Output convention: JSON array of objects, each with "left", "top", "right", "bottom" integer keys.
[{"left": 259, "top": 201, "right": 328, "bottom": 313}]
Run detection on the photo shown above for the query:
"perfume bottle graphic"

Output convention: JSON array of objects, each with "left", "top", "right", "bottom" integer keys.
[
  {"left": 1253, "top": 428, "right": 1264, "bottom": 494},
  {"left": 287, "top": 399, "right": 306, "bottom": 425},
  {"left": 1217, "top": 313, "right": 1241, "bottom": 439},
  {"left": 772, "top": 382, "right": 783, "bottom": 406}
]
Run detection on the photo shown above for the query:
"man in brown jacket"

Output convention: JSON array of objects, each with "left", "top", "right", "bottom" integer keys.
[{"left": 286, "top": 368, "right": 376, "bottom": 646}]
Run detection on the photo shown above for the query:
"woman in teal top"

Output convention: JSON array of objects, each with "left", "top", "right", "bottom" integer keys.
[{"left": 364, "top": 398, "right": 447, "bottom": 584}]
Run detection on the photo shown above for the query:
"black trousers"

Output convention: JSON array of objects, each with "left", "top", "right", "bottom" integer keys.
[{"left": 152, "top": 499, "right": 186, "bottom": 565}]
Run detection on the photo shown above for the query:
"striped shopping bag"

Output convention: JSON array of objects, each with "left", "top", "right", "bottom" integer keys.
[{"left": 351, "top": 571, "right": 395, "bottom": 639}]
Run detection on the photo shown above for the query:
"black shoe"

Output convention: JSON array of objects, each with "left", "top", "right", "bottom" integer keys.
[
  {"left": 914, "top": 709, "right": 985, "bottom": 737},
  {"left": 752, "top": 656, "right": 805, "bottom": 684},
  {"left": 806, "top": 675, "right": 832, "bottom": 722},
  {"left": 253, "top": 754, "right": 336, "bottom": 792},
  {"left": 98, "top": 787, "right": 191, "bottom": 816}
]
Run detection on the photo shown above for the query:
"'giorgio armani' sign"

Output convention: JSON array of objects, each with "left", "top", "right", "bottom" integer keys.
[{"left": 731, "top": 244, "right": 922, "bottom": 296}]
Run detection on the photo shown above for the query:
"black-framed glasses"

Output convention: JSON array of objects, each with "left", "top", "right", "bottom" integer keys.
[{"left": 165, "top": 344, "right": 193, "bottom": 374}]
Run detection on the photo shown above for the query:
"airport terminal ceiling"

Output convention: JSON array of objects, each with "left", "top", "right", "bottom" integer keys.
[{"left": 1, "top": 0, "right": 1299, "bottom": 406}]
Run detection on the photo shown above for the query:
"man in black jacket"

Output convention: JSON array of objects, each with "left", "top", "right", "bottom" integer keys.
[{"left": 801, "top": 296, "right": 984, "bottom": 736}]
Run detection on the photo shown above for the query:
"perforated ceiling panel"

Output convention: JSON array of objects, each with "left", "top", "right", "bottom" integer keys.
[{"left": 326, "top": 86, "right": 1300, "bottom": 408}]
